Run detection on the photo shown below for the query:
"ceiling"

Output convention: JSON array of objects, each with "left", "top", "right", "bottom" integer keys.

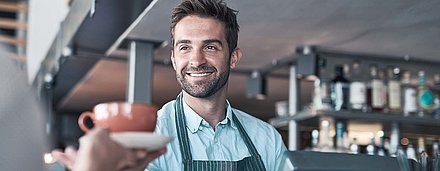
[{"left": 55, "top": 0, "right": 440, "bottom": 121}]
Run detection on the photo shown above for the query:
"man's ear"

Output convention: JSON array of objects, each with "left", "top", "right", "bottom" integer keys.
[{"left": 230, "top": 48, "right": 242, "bottom": 69}]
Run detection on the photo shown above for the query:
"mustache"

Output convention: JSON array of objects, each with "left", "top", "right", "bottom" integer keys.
[{"left": 184, "top": 65, "right": 216, "bottom": 72}]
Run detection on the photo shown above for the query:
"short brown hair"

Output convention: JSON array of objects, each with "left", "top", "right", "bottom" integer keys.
[{"left": 171, "top": 0, "right": 239, "bottom": 55}]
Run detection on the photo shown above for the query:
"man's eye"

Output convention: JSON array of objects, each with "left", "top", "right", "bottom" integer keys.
[
  {"left": 179, "top": 46, "right": 189, "bottom": 51},
  {"left": 205, "top": 45, "right": 217, "bottom": 50}
]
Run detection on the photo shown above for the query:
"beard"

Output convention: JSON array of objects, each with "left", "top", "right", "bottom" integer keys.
[{"left": 176, "top": 64, "right": 230, "bottom": 98}]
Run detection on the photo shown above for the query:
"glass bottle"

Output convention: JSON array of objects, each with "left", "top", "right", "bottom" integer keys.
[
  {"left": 350, "top": 137, "right": 360, "bottom": 154},
  {"left": 335, "top": 120, "right": 347, "bottom": 152},
  {"left": 402, "top": 71, "right": 417, "bottom": 116},
  {"left": 432, "top": 74, "right": 440, "bottom": 119},
  {"left": 384, "top": 138, "right": 391, "bottom": 156},
  {"left": 320, "top": 79, "right": 332, "bottom": 110},
  {"left": 312, "top": 79, "right": 332, "bottom": 111},
  {"left": 417, "top": 71, "right": 434, "bottom": 116},
  {"left": 319, "top": 119, "right": 333, "bottom": 152},
  {"left": 368, "top": 64, "right": 386, "bottom": 112},
  {"left": 366, "top": 132, "right": 376, "bottom": 155},
  {"left": 311, "top": 129, "right": 319, "bottom": 151},
  {"left": 349, "top": 61, "right": 367, "bottom": 112},
  {"left": 389, "top": 122, "right": 400, "bottom": 156},
  {"left": 330, "top": 65, "right": 350, "bottom": 111},
  {"left": 388, "top": 67, "right": 402, "bottom": 113},
  {"left": 380, "top": 69, "right": 390, "bottom": 113},
  {"left": 406, "top": 143, "right": 417, "bottom": 161},
  {"left": 417, "top": 137, "right": 426, "bottom": 157},
  {"left": 433, "top": 140, "right": 439, "bottom": 159},
  {"left": 377, "top": 131, "right": 387, "bottom": 156}
]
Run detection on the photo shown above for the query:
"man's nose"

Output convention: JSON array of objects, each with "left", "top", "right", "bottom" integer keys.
[{"left": 189, "top": 50, "right": 207, "bottom": 67}]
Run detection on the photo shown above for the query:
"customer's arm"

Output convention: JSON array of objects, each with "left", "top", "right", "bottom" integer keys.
[{"left": 52, "top": 128, "right": 166, "bottom": 171}]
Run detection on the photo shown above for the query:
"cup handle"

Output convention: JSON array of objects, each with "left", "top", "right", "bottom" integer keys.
[{"left": 78, "top": 111, "right": 94, "bottom": 132}]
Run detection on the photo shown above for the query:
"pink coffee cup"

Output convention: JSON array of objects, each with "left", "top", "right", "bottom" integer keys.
[{"left": 78, "top": 102, "right": 158, "bottom": 133}]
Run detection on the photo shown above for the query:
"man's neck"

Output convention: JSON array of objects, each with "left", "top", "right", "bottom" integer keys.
[{"left": 183, "top": 91, "right": 227, "bottom": 129}]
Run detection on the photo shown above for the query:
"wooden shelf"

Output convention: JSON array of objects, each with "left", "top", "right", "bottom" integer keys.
[
  {"left": 301, "top": 110, "right": 439, "bottom": 126},
  {"left": 270, "top": 109, "right": 440, "bottom": 135}
]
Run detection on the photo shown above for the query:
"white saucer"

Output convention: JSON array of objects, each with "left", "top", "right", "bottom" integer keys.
[{"left": 110, "top": 132, "right": 173, "bottom": 151}]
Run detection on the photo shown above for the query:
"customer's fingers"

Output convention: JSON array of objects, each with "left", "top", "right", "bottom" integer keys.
[
  {"left": 64, "top": 146, "right": 78, "bottom": 159},
  {"left": 143, "top": 147, "right": 167, "bottom": 164},
  {"left": 118, "top": 147, "right": 167, "bottom": 171},
  {"left": 51, "top": 149, "right": 76, "bottom": 170}
]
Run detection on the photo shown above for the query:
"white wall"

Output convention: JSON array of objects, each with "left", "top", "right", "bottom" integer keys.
[{"left": 26, "top": 0, "right": 69, "bottom": 84}]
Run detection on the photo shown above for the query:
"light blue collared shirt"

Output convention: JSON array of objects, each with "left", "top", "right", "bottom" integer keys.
[{"left": 147, "top": 97, "right": 287, "bottom": 171}]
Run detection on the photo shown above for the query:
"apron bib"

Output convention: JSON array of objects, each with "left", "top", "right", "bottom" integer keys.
[{"left": 174, "top": 94, "right": 266, "bottom": 171}]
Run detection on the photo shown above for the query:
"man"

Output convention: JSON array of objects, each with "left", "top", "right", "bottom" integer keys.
[
  {"left": 147, "top": 0, "right": 287, "bottom": 170},
  {"left": 54, "top": 0, "right": 287, "bottom": 170}
]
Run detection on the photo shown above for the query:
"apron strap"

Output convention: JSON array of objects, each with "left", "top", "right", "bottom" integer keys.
[
  {"left": 175, "top": 93, "right": 193, "bottom": 161},
  {"left": 174, "top": 93, "right": 266, "bottom": 170},
  {"left": 231, "top": 113, "right": 266, "bottom": 170}
]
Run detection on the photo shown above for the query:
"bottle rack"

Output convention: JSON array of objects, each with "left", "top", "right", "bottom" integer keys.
[
  {"left": 270, "top": 46, "right": 440, "bottom": 153},
  {"left": 279, "top": 109, "right": 440, "bottom": 136}
]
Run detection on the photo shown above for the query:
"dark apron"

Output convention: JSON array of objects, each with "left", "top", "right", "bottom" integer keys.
[{"left": 174, "top": 94, "right": 266, "bottom": 171}]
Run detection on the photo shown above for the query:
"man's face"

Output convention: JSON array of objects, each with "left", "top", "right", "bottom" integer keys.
[{"left": 171, "top": 15, "right": 240, "bottom": 98}]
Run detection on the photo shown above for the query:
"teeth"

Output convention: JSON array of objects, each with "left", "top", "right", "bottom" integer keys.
[{"left": 189, "top": 73, "right": 210, "bottom": 77}]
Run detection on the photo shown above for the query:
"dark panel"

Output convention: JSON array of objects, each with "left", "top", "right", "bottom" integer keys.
[
  {"left": 53, "top": 55, "right": 99, "bottom": 108},
  {"left": 73, "top": 0, "right": 153, "bottom": 53}
]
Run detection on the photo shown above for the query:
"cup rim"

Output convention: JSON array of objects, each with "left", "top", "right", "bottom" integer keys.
[{"left": 93, "top": 101, "right": 158, "bottom": 111}]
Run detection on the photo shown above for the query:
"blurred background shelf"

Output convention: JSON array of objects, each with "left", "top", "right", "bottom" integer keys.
[{"left": 271, "top": 109, "right": 440, "bottom": 135}]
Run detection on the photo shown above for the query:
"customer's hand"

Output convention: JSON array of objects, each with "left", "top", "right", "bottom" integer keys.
[{"left": 52, "top": 127, "right": 166, "bottom": 171}]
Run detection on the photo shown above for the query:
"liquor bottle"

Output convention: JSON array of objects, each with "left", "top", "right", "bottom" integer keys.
[
  {"left": 406, "top": 143, "right": 417, "bottom": 161},
  {"left": 366, "top": 133, "right": 376, "bottom": 155},
  {"left": 383, "top": 138, "right": 391, "bottom": 156},
  {"left": 349, "top": 61, "right": 367, "bottom": 112},
  {"left": 389, "top": 122, "right": 400, "bottom": 156},
  {"left": 380, "top": 69, "right": 390, "bottom": 113},
  {"left": 320, "top": 79, "right": 332, "bottom": 110},
  {"left": 330, "top": 65, "right": 350, "bottom": 111},
  {"left": 312, "top": 79, "right": 332, "bottom": 111},
  {"left": 432, "top": 74, "right": 440, "bottom": 119},
  {"left": 349, "top": 138, "right": 360, "bottom": 154},
  {"left": 417, "top": 71, "right": 434, "bottom": 116},
  {"left": 335, "top": 120, "right": 347, "bottom": 151},
  {"left": 432, "top": 140, "right": 439, "bottom": 159},
  {"left": 401, "top": 71, "right": 417, "bottom": 116},
  {"left": 417, "top": 137, "right": 426, "bottom": 157},
  {"left": 388, "top": 67, "right": 402, "bottom": 113},
  {"left": 318, "top": 119, "right": 333, "bottom": 152},
  {"left": 377, "top": 131, "right": 387, "bottom": 156},
  {"left": 311, "top": 129, "right": 319, "bottom": 151},
  {"left": 433, "top": 95, "right": 440, "bottom": 119},
  {"left": 368, "top": 64, "right": 386, "bottom": 112}
]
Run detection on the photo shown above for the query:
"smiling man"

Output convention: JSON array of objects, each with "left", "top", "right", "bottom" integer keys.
[{"left": 147, "top": 0, "right": 287, "bottom": 170}]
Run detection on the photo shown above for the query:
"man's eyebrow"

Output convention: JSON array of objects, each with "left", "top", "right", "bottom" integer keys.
[
  {"left": 175, "top": 40, "right": 191, "bottom": 45},
  {"left": 203, "top": 39, "right": 223, "bottom": 46}
]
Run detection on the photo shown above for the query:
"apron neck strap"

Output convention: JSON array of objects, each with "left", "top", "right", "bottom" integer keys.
[{"left": 174, "top": 93, "right": 261, "bottom": 161}]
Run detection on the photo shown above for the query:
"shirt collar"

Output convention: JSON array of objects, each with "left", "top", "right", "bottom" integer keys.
[{"left": 182, "top": 96, "right": 237, "bottom": 133}]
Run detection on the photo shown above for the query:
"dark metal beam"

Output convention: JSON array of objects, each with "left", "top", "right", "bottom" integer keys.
[{"left": 127, "top": 40, "right": 154, "bottom": 104}]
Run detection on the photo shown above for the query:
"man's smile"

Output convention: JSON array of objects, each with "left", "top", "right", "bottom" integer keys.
[{"left": 186, "top": 72, "right": 213, "bottom": 77}]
